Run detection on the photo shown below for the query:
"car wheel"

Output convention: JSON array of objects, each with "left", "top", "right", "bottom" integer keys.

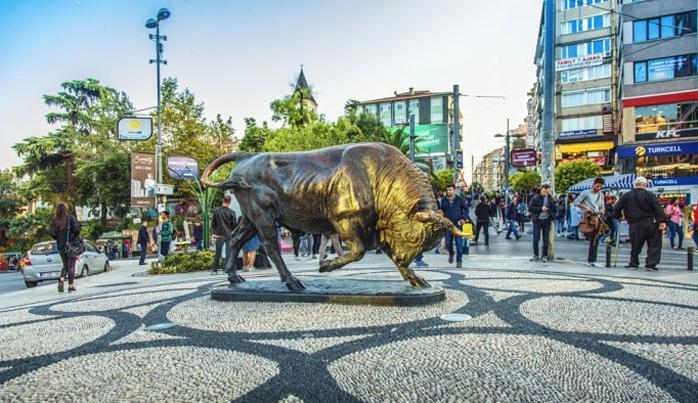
[
  {"left": 103, "top": 261, "right": 110, "bottom": 272},
  {"left": 80, "top": 265, "right": 89, "bottom": 278},
  {"left": 24, "top": 280, "right": 38, "bottom": 288}
]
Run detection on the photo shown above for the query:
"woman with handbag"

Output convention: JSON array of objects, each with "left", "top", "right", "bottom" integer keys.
[{"left": 49, "top": 203, "right": 81, "bottom": 293}]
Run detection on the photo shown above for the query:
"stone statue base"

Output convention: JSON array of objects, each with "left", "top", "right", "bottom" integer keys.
[{"left": 210, "top": 278, "right": 445, "bottom": 306}]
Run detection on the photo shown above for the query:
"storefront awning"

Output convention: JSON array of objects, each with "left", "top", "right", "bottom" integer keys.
[
  {"left": 557, "top": 140, "right": 614, "bottom": 154},
  {"left": 568, "top": 173, "right": 652, "bottom": 193}
]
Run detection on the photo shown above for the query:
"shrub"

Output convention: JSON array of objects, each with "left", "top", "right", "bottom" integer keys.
[{"left": 148, "top": 250, "right": 214, "bottom": 274}]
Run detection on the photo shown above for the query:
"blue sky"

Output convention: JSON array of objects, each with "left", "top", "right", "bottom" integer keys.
[{"left": 0, "top": 0, "right": 541, "bottom": 180}]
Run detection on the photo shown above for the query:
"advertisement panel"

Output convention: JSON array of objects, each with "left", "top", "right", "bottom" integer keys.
[
  {"left": 130, "top": 152, "right": 156, "bottom": 208},
  {"left": 510, "top": 148, "right": 537, "bottom": 168},
  {"left": 118, "top": 117, "right": 153, "bottom": 141},
  {"left": 616, "top": 141, "right": 698, "bottom": 158},
  {"left": 555, "top": 54, "right": 603, "bottom": 71},
  {"left": 167, "top": 156, "right": 199, "bottom": 179},
  {"left": 389, "top": 124, "right": 449, "bottom": 154}
]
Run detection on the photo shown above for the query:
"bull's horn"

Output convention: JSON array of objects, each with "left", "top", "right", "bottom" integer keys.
[
  {"left": 200, "top": 153, "right": 240, "bottom": 188},
  {"left": 414, "top": 211, "right": 468, "bottom": 238}
]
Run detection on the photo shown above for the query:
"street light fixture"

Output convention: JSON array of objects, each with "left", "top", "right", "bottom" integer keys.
[{"left": 145, "top": 7, "right": 170, "bottom": 263}]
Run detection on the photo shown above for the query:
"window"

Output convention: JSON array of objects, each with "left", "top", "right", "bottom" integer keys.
[
  {"left": 561, "top": 64, "right": 611, "bottom": 83},
  {"left": 561, "top": 14, "right": 610, "bottom": 34},
  {"left": 561, "top": 0, "right": 607, "bottom": 11},
  {"left": 560, "top": 38, "right": 611, "bottom": 58},
  {"left": 635, "top": 101, "right": 698, "bottom": 134},
  {"left": 379, "top": 103, "right": 392, "bottom": 126},
  {"left": 632, "top": 11, "right": 697, "bottom": 43},
  {"left": 430, "top": 97, "right": 443, "bottom": 124},
  {"left": 562, "top": 87, "right": 610, "bottom": 108},
  {"left": 408, "top": 99, "right": 419, "bottom": 123},
  {"left": 394, "top": 101, "right": 407, "bottom": 125},
  {"left": 634, "top": 54, "right": 698, "bottom": 83},
  {"left": 363, "top": 104, "right": 377, "bottom": 116},
  {"left": 561, "top": 116, "right": 602, "bottom": 131}
]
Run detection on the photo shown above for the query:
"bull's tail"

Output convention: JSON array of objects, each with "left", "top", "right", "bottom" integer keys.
[
  {"left": 414, "top": 211, "right": 468, "bottom": 238},
  {"left": 201, "top": 152, "right": 253, "bottom": 188}
]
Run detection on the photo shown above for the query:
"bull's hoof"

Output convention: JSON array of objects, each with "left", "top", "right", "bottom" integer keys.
[
  {"left": 408, "top": 276, "right": 431, "bottom": 288},
  {"left": 319, "top": 262, "right": 335, "bottom": 273},
  {"left": 227, "top": 272, "right": 246, "bottom": 284},
  {"left": 285, "top": 278, "right": 306, "bottom": 291}
]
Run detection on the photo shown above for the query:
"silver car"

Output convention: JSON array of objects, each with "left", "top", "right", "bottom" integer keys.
[{"left": 23, "top": 240, "right": 110, "bottom": 288}]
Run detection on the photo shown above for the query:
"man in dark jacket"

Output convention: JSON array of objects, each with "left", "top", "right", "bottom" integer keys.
[
  {"left": 613, "top": 176, "right": 667, "bottom": 271},
  {"left": 528, "top": 184, "right": 557, "bottom": 263},
  {"left": 505, "top": 196, "right": 522, "bottom": 240},
  {"left": 211, "top": 195, "right": 238, "bottom": 274},
  {"left": 138, "top": 220, "right": 150, "bottom": 266},
  {"left": 474, "top": 197, "right": 491, "bottom": 246},
  {"left": 439, "top": 184, "right": 469, "bottom": 268}
]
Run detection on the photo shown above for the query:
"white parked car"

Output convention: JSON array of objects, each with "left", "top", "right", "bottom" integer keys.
[{"left": 23, "top": 240, "right": 110, "bottom": 288}]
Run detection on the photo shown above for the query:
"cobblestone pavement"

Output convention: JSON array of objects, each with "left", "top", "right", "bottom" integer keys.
[{"left": 0, "top": 253, "right": 696, "bottom": 402}]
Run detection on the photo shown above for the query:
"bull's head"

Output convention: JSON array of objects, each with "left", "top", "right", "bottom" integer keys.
[{"left": 414, "top": 211, "right": 468, "bottom": 238}]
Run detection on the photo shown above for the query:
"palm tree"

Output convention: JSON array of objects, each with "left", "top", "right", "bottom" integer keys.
[{"left": 381, "top": 126, "right": 425, "bottom": 156}]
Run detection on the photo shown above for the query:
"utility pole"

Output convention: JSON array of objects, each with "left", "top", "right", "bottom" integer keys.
[
  {"left": 452, "top": 85, "right": 460, "bottom": 183},
  {"left": 543, "top": 0, "right": 556, "bottom": 258},
  {"left": 408, "top": 114, "right": 416, "bottom": 162}
]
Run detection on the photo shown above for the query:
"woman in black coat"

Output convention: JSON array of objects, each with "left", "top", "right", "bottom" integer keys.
[{"left": 49, "top": 203, "right": 81, "bottom": 292}]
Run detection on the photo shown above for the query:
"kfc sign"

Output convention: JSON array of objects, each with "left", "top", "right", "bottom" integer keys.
[{"left": 510, "top": 148, "right": 537, "bottom": 168}]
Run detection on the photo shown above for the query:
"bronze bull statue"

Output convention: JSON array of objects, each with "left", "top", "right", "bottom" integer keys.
[{"left": 201, "top": 142, "right": 465, "bottom": 291}]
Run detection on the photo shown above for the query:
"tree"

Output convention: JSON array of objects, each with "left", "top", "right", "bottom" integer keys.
[
  {"left": 431, "top": 169, "right": 454, "bottom": 193},
  {"left": 381, "top": 126, "right": 425, "bottom": 156},
  {"left": 270, "top": 88, "right": 318, "bottom": 128},
  {"left": 0, "top": 170, "right": 25, "bottom": 248},
  {"left": 510, "top": 169, "right": 541, "bottom": 200},
  {"left": 239, "top": 118, "right": 272, "bottom": 152},
  {"left": 555, "top": 160, "right": 602, "bottom": 194}
]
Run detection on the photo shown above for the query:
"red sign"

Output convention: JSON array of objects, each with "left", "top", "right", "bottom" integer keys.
[{"left": 510, "top": 148, "right": 537, "bottom": 168}]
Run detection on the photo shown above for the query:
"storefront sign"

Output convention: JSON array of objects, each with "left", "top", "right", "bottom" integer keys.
[
  {"left": 617, "top": 141, "right": 698, "bottom": 158},
  {"left": 559, "top": 129, "right": 598, "bottom": 138},
  {"left": 635, "top": 127, "right": 698, "bottom": 141},
  {"left": 651, "top": 175, "right": 698, "bottom": 186},
  {"left": 657, "top": 193, "right": 690, "bottom": 206},
  {"left": 555, "top": 54, "right": 603, "bottom": 71},
  {"left": 510, "top": 148, "right": 536, "bottom": 167}
]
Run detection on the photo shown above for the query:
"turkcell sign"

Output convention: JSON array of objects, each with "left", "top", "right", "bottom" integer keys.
[
  {"left": 555, "top": 54, "right": 603, "bottom": 71},
  {"left": 616, "top": 141, "right": 698, "bottom": 158},
  {"left": 117, "top": 117, "right": 153, "bottom": 141}
]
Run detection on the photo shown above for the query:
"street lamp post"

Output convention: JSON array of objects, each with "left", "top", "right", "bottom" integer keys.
[
  {"left": 494, "top": 118, "right": 511, "bottom": 203},
  {"left": 146, "top": 7, "right": 170, "bottom": 263}
]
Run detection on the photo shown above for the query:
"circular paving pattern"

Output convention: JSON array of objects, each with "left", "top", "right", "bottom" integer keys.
[{"left": 0, "top": 268, "right": 696, "bottom": 402}]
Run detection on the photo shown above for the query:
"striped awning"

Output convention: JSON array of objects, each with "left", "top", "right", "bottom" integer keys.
[{"left": 568, "top": 173, "right": 652, "bottom": 193}]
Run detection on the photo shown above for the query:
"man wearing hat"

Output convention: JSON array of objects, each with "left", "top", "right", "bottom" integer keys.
[{"left": 613, "top": 176, "right": 667, "bottom": 271}]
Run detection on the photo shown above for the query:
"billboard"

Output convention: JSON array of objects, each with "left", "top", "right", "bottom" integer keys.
[
  {"left": 130, "top": 152, "right": 156, "bottom": 208},
  {"left": 118, "top": 117, "right": 153, "bottom": 141},
  {"left": 167, "top": 156, "right": 198, "bottom": 179},
  {"left": 510, "top": 148, "right": 537, "bottom": 168}
]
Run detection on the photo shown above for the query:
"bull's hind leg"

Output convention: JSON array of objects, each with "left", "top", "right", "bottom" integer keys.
[
  {"left": 398, "top": 265, "right": 431, "bottom": 288},
  {"left": 319, "top": 235, "right": 366, "bottom": 272},
  {"left": 255, "top": 218, "right": 305, "bottom": 291}
]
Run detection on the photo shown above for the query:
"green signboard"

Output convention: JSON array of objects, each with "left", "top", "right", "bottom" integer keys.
[{"left": 389, "top": 124, "right": 449, "bottom": 154}]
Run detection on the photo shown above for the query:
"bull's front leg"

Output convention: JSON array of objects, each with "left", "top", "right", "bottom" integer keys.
[
  {"left": 319, "top": 237, "right": 366, "bottom": 273},
  {"left": 398, "top": 265, "right": 431, "bottom": 288}
]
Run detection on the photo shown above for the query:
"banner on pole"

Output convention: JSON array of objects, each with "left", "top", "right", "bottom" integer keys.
[{"left": 130, "top": 152, "right": 156, "bottom": 208}]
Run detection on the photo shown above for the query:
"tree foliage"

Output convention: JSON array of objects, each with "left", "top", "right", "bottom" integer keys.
[
  {"left": 432, "top": 169, "right": 455, "bottom": 193},
  {"left": 555, "top": 160, "right": 602, "bottom": 194},
  {"left": 510, "top": 169, "right": 541, "bottom": 196}
]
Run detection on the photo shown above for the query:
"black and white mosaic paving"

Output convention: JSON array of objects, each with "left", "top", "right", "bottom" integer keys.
[{"left": 0, "top": 269, "right": 696, "bottom": 402}]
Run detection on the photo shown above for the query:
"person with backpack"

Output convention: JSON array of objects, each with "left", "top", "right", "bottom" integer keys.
[
  {"left": 505, "top": 196, "right": 522, "bottom": 240},
  {"left": 573, "top": 177, "right": 606, "bottom": 267}
]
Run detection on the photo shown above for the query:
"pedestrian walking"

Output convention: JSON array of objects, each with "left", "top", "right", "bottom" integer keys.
[
  {"left": 48, "top": 203, "right": 80, "bottom": 293},
  {"left": 665, "top": 197, "right": 684, "bottom": 250},
  {"left": 555, "top": 197, "right": 567, "bottom": 236},
  {"left": 473, "top": 197, "right": 491, "bottom": 246},
  {"left": 138, "top": 219, "right": 150, "bottom": 266},
  {"left": 574, "top": 177, "right": 606, "bottom": 267},
  {"left": 505, "top": 196, "right": 521, "bottom": 240},
  {"left": 193, "top": 220, "right": 204, "bottom": 251},
  {"left": 241, "top": 235, "right": 259, "bottom": 271},
  {"left": 211, "top": 195, "right": 237, "bottom": 274},
  {"left": 439, "top": 184, "right": 469, "bottom": 268},
  {"left": 528, "top": 184, "right": 557, "bottom": 263},
  {"left": 613, "top": 176, "right": 668, "bottom": 271}
]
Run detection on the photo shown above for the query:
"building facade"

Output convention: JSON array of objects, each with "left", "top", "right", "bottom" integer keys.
[
  {"left": 617, "top": 0, "right": 698, "bottom": 202},
  {"left": 534, "top": 0, "right": 620, "bottom": 175},
  {"left": 358, "top": 88, "right": 462, "bottom": 173}
]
